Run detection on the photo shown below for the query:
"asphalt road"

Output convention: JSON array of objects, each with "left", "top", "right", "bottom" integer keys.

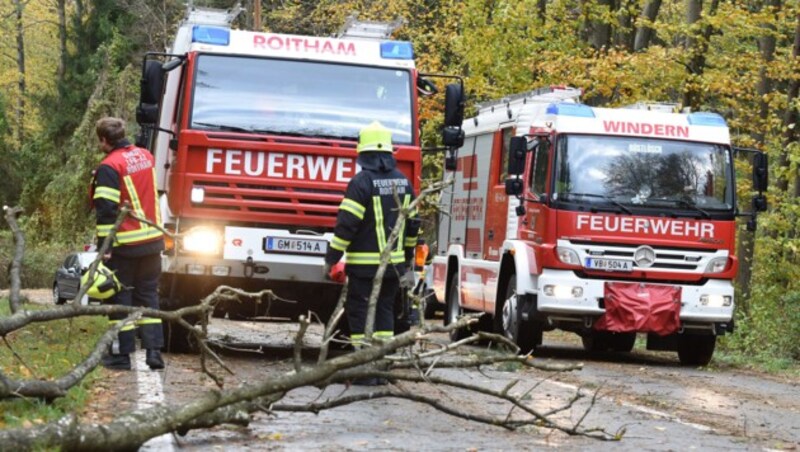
[{"left": 83, "top": 316, "right": 799, "bottom": 451}]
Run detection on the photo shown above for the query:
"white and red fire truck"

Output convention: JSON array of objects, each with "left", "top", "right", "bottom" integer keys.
[
  {"left": 135, "top": 7, "right": 464, "bottom": 348},
  {"left": 431, "top": 86, "right": 767, "bottom": 365}
]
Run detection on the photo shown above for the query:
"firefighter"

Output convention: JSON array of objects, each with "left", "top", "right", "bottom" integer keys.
[
  {"left": 324, "top": 121, "right": 419, "bottom": 384},
  {"left": 91, "top": 117, "right": 165, "bottom": 371}
]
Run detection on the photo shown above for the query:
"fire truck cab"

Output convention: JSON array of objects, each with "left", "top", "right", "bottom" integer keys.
[
  {"left": 432, "top": 86, "right": 767, "bottom": 366},
  {"left": 135, "top": 7, "right": 464, "bottom": 348}
]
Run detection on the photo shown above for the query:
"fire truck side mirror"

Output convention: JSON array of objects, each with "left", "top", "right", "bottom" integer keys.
[
  {"left": 442, "top": 126, "right": 464, "bottom": 148},
  {"left": 138, "top": 60, "right": 164, "bottom": 126},
  {"left": 505, "top": 178, "right": 523, "bottom": 196},
  {"left": 508, "top": 136, "right": 527, "bottom": 176},
  {"left": 444, "top": 83, "right": 465, "bottom": 127},
  {"left": 752, "top": 193, "right": 767, "bottom": 212},
  {"left": 445, "top": 153, "right": 457, "bottom": 171},
  {"left": 752, "top": 152, "right": 768, "bottom": 193}
]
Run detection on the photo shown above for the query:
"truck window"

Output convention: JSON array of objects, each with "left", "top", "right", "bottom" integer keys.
[
  {"left": 190, "top": 54, "right": 413, "bottom": 145},
  {"left": 499, "top": 128, "right": 512, "bottom": 183},
  {"left": 528, "top": 139, "right": 550, "bottom": 197}
]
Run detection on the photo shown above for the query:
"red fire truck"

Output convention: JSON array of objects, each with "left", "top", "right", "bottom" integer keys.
[
  {"left": 431, "top": 86, "right": 767, "bottom": 365},
  {"left": 135, "top": 7, "right": 464, "bottom": 348}
]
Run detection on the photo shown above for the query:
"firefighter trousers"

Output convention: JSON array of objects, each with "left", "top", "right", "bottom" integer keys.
[
  {"left": 346, "top": 275, "right": 398, "bottom": 345},
  {"left": 106, "top": 253, "right": 164, "bottom": 354}
]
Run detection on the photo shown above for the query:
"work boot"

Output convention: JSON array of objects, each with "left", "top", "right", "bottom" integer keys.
[
  {"left": 102, "top": 353, "right": 131, "bottom": 371},
  {"left": 146, "top": 349, "right": 165, "bottom": 370}
]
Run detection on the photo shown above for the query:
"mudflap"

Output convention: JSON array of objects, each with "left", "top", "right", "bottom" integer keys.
[{"left": 595, "top": 282, "right": 681, "bottom": 336}]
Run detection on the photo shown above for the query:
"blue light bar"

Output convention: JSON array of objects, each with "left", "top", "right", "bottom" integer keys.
[
  {"left": 687, "top": 112, "right": 727, "bottom": 127},
  {"left": 192, "top": 26, "right": 230, "bottom": 46},
  {"left": 380, "top": 41, "right": 414, "bottom": 60},
  {"left": 545, "top": 103, "right": 595, "bottom": 118}
]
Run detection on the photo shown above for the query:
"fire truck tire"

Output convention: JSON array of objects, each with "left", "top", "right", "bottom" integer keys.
[
  {"left": 498, "top": 274, "right": 542, "bottom": 354},
  {"left": 423, "top": 289, "right": 440, "bottom": 320},
  {"left": 581, "top": 331, "right": 610, "bottom": 353},
  {"left": 159, "top": 291, "right": 201, "bottom": 354},
  {"left": 445, "top": 272, "right": 470, "bottom": 341},
  {"left": 677, "top": 334, "right": 716, "bottom": 366},
  {"left": 162, "top": 316, "right": 200, "bottom": 354},
  {"left": 609, "top": 332, "right": 636, "bottom": 352}
]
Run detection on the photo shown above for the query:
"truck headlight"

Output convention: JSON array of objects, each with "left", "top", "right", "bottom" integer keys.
[
  {"left": 700, "top": 294, "right": 732, "bottom": 307},
  {"left": 182, "top": 227, "right": 222, "bottom": 255},
  {"left": 704, "top": 257, "right": 729, "bottom": 274},
  {"left": 191, "top": 187, "right": 205, "bottom": 203},
  {"left": 543, "top": 284, "right": 583, "bottom": 298},
  {"left": 556, "top": 247, "right": 581, "bottom": 266}
]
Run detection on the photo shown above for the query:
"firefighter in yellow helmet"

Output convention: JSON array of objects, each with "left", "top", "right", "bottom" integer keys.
[{"left": 324, "top": 121, "right": 420, "bottom": 385}]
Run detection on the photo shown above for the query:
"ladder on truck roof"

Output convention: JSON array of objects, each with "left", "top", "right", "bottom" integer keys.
[
  {"left": 622, "top": 102, "right": 684, "bottom": 113},
  {"left": 336, "top": 14, "right": 404, "bottom": 40},
  {"left": 181, "top": 2, "right": 242, "bottom": 27},
  {"left": 475, "top": 86, "right": 583, "bottom": 116}
]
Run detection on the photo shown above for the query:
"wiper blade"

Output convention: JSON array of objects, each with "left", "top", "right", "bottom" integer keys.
[
  {"left": 672, "top": 198, "right": 711, "bottom": 219},
  {"left": 193, "top": 122, "right": 253, "bottom": 133},
  {"left": 561, "top": 192, "right": 633, "bottom": 214}
]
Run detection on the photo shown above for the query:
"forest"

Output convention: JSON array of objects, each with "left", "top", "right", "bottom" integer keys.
[{"left": 0, "top": 0, "right": 798, "bottom": 366}]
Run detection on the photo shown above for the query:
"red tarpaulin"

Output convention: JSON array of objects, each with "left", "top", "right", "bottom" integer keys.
[{"left": 594, "top": 282, "right": 682, "bottom": 336}]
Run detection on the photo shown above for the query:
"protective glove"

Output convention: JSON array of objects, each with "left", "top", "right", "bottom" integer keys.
[
  {"left": 399, "top": 270, "right": 416, "bottom": 290},
  {"left": 322, "top": 262, "right": 332, "bottom": 281}
]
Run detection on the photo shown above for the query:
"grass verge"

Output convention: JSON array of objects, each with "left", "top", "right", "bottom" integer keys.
[{"left": 0, "top": 299, "right": 107, "bottom": 429}]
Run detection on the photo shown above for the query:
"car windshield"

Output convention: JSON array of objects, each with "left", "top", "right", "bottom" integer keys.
[
  {"left": 190, "top": 54, "right": 414, "bottom": 144},
  {"left": 553, "top": 135, "right": 733, "bottom": 211}
]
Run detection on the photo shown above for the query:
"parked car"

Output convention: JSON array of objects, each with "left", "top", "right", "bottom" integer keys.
[{"left": 53, "top": 251, "right": 98, "bottom": 305}]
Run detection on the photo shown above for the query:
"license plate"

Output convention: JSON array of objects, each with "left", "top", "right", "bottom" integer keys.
[
  {"left": 264, "top": 237, "right": 328, "bottom": 255},
  {"left": 585, "top": 258, "right": 633, "bottom": 272}
]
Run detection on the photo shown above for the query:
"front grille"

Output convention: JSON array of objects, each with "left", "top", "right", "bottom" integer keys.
[
  {"left": 190, "top": 177, "right": 344, "bottom": 225},
  {"left": 569, "top": 240, "right": 725, "bottom": 274}
]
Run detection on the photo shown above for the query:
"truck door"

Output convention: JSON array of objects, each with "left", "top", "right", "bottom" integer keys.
[
  {"left": 483, "top": 127, "right": 513, "bottom": 261},
  {"left": 522, "top": 135, "right": 552, "bottom": 274}
]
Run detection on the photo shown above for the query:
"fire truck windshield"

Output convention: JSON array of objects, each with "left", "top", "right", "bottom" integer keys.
[
  {"left": 553, "top": 135, "right": 733, "bottom": 212},
  {"left": 189, "top": 54, "right": 414, "bottom": 144}
]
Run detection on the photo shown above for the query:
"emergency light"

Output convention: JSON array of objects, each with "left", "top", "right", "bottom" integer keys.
[
  {"left": 380, "top": 41, "right": 414, "bottom": 60},
  {"left": 687, "top": 112, "right": 727, "bottom": 127},
  {"left": 192, "top": 26, "right": 230, "bottom": 46},
  {"left": 546, "top": 103, "right": 595, "bottom": 118}
]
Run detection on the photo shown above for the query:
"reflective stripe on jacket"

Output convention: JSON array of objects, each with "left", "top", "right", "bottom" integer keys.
[
  {"left": 325, "top": 153, "right": 420, "bottom": 278},
  {"left": 90, "top": 142, "right": 164, "bottom": 250}
]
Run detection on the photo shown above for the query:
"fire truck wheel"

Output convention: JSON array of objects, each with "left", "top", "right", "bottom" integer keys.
[
  {"left": 160, "top": 295, "right": 201, "bottom": 354},
  {"left": 581, "top": 331, "right": 610, "bottom": 353},
  {"left": 608, "top": 332, "right": 636, "bottom": 352},
  {"left": 677, "top": 333, "right": 716, "bottom": 366},
  {"left": 445, "top": 272, "right": 470, "bottom": 341},
  {"left": 498, "top": 274, "right": 541, "bottom": 354}
]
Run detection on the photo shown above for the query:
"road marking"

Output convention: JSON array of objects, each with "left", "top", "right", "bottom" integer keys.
[
  {"left": 134, "top": 350, "right": 176, "bottom": 451},
  {"left": 545, "top": 379, "right": 713, "bottom": 432}
]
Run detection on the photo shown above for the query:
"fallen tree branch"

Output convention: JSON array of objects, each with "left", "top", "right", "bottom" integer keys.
[{"left": 0, "top": 314, "right": 138, "bottom": 400}]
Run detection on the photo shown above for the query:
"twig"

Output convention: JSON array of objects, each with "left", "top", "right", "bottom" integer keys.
[
  {"left": 293, "top": 315, "right": 310, "bottom": 373},
  {"left": 2, "top": 335, "right": 37, "bottom": 379},
  {"left": 318, "top": 282, "right": 347, "bottom": 364}
]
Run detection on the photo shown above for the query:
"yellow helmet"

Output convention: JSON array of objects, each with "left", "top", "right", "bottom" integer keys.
[
  {"left": 357, "top": 121, "right": 393, "bottom": 153},
  {"left": 80, "top": 263, "right": 124, "bottom": 300}
]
